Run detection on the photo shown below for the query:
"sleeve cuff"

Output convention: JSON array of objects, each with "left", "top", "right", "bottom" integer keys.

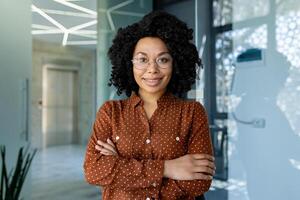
[{"left": 160, "top": 179, "right": 185, "bottom": 199}]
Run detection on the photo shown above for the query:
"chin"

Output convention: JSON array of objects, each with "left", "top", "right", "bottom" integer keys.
[{"left": 140, "top": 84, "right": 167, "bottom": 94}]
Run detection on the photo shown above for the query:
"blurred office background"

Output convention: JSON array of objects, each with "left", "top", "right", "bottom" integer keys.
[{"left": 1, "top": 0, "right": 300, "bottom": 199}]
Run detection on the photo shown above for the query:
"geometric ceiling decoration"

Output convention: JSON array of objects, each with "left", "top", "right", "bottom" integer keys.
[
  {"left": 32, "top": 0, "right": 97, "bottom": 48},
  {"left": 32, "top": 0, "right": 147, "bottom": 48}
]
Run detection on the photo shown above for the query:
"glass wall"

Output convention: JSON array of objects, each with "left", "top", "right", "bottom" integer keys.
[{"left": 213, "top": 0, "right": 300, "bottom": 199}]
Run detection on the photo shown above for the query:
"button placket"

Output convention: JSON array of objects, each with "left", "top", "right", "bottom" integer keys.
[{"left": 138, "top": 106, "right": 152, "bottom": 156}]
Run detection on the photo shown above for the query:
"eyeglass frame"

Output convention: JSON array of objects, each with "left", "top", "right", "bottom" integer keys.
[{"left": 131, "top": 53, "right": 173, "bottom": 70}]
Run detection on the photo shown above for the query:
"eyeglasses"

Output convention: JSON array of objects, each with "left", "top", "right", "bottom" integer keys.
[{"left": 131, "top": 53, "right": 173, "bottom": 70}]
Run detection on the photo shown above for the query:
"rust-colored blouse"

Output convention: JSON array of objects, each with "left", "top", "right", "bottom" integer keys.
[{"left": 84, "top": 92, "right": 213, "bottom": 200}]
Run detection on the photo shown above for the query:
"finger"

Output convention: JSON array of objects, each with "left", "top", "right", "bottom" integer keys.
[
  {"left": 95, "top": 143, "right": 117, "bottom": 155},
  {"left": 97, "top": 140, "right": 117, "bottom": 154},
  {"left": 192, "top": 166, "right": 215, "bottom": 175},
  {"left": 95, "top": 144, "right": 102, "bottom": 151},
  {"left": 100, "top": 147, "right": 117, "bottom": 155},
  {"left": 103, "top": 139, "right": 117, "bottom": 152},
  {"left": 98, "top": 140, "right": 116, "bottom": 152},
  {"left": 192, "top": 154, "right": 215, "bottom": 161},
  {"left": 193, "top": 159, "right": 216, "bottom": 170},
  {"left": 193, "top": 173, "right": 213, "bottom": 180},
  {"left": 107, "top": 139, "right": 116, "bottom": 148},
  {"left": 100, "top": 150, "right": 116, "bottom": 156}
]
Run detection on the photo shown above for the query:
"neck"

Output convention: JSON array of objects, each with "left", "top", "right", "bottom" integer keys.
[{"left": 138, "top": 89, "right": 166, "bottom": 105}]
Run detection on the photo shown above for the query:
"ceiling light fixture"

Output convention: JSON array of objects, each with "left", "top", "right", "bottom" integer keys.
[
  {"left": 53, "top": 0, "right": 97, "bottom": 16},
  {"left": 62, "top": 31, "right": 69, "bottom": 46},
  {"left": 32, "top": 24, "right": 58, "bottom": 30},
  {"left": 40, "top": 8, "right": 96, "bottom": 18},
  {"left": 68, "top": 20, "right": 97, "bottom": 32},
  {"left": 32, "top": 5, "right": 66, "bottom": 31},
  {"left": 32, "top": 1, "right": 102, "bottom": 46},
  {"left": 106, "top": 0, "right": 134, "bottom": 31},
  {"left": 32, "top": 29, "right": 63, "bottom": 35}
]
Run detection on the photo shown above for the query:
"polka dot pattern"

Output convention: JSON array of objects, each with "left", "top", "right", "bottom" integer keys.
[{"left": 83, "top": 92, "right": 213, "bottom": 200}]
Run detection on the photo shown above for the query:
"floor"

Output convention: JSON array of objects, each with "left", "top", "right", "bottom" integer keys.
[
  {"left": 31, "top": 145, "right": 101, "bottom": 200},
  {"left": 31, "top": 145, "right": 231, "bottom": 200}
]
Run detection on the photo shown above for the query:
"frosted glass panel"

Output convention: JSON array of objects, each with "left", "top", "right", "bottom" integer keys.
[
  {"left": 214, "top": 0, "right": 269, "bottom": 26},
  {"left": 215, "top": 25, "right": 267, "bottom": 113}
]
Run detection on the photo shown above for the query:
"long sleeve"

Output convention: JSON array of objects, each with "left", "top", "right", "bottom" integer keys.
[
  {"left": 83, "top": 101, "right": 164, "bottom": 191},
  {"left": 160, "top": 101, "right": 213, "bottom": 199}
]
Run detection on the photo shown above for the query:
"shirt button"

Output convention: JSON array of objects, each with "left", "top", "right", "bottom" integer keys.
[
  {"left": 146, "top": 198, "right": 151, "bottom": 200},
  {"left": 152, "top": 182, "right": 157, "bottom": 187},
  {"left": 146, "top": 139, "right": 151, "bottom": 144},
  {"left": 176, "top": 136, "right": 180, "bottom": 141},
  {"left": 116, "top": 136, "right": 120, "bottom": 141}
]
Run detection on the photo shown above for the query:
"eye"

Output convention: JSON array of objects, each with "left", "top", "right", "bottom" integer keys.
[
  {"left": 136, "top": 57, "right": 148, "bottom": 64},
  {"left": 157, "top": 57, "right": 170, "bottom": 64}
]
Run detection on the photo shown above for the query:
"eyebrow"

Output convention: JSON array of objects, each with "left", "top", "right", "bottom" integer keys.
[{"left": 133, "top": 51, "right": 171, "bottom": 56}]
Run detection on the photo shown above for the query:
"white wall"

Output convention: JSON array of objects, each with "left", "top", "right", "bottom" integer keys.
[
  {"left": 229, "top": 1, "right": 300, "bottom": 200},
  {"left": 0, "top": 0, "right": 32, "bottom": 199}
]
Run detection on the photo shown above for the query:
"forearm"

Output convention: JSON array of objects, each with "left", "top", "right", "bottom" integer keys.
[
  {"left": 161, "top": 159, "right": 212, "bottom": 198},
  {"left": 84, "top": 149, "right": 164, "bottom": 190},
  {"left": 159, "top": 178, "right": 211, "bottom": 199}
]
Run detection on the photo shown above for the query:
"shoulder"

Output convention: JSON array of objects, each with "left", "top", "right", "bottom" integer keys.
[
  {"left": 96, "top": 98, "right": 131, "bottom": 116},
  {"left": 174, "top": 98, "right": 207, "bottom": 117},
  {"left": 175, "top": 98, "right": 205, "bottom": 110}
]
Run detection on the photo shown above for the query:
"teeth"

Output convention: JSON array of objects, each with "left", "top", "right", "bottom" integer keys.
[{"left": 143, "top": 78, "right": 161, "bottom": 86}]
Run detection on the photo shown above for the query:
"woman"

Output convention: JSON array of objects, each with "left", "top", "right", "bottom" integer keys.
[{"left": 84, "top": 11, "right": 215, "bottom": 200}]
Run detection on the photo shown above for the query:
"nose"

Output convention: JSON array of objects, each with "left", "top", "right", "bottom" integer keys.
[{"left": 146, "top": 61, "right": 159, "bottom": 73}]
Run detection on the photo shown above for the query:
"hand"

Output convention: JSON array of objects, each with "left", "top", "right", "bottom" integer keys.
[
  {"left": 95, "top": 139, "right": 118, "bottom": 156},
  {"left": 163, "top": 154, "right": 215, "bottom": 181}
]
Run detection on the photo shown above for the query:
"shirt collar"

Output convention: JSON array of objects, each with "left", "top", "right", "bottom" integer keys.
[{"left": 129, "top": 91, "right": 177, "bottom": 108}]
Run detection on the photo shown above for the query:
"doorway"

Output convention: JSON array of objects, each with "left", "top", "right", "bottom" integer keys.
[{"left": 42, "top": 65, "right": 79, "bottom": 147}]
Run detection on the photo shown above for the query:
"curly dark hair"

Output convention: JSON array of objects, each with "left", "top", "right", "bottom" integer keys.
[{"left": 108, "top": 10, "right": 201, "bottom": 97}]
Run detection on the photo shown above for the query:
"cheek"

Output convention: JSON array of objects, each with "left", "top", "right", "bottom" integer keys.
[
  {"left": 133, "top": 69, "right": 143, "bottom": 83},
  {"left": 165, "top": 68, "right": 173, "bottom": 79}
]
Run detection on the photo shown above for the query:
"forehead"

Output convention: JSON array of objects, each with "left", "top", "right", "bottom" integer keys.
[{"left": 133, "top": 37, "right": 169, "bottom": 54}]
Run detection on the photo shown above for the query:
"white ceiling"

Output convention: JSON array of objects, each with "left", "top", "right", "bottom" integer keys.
[
  {"left": 32, "top": 0, "right": 148, "bottom": 49},
  {"left": 32, "top": 0, "right": 97, "bottom": 48}
]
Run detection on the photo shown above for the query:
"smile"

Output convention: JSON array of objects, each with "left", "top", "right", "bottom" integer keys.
[{"left": 142, "top": 78, "right": 162, "bottom": 87}]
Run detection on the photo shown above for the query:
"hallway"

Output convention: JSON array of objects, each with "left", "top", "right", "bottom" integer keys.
[{"left": 31, "top": 145, "right": 100, "bottom": 200}]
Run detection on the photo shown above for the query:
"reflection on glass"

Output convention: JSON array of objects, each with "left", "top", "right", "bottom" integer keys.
[
  {"left": 214, "top": 0, "right": 300, "bottom": 199},
  {"left": 213, "top": 0, "right": 232, "bottom": 26},
  {"left": 276, "top": 7, "right": 300, "bottom": 137},
  {"left": 233, "top": 0, "right": 269, "bottom": 23},
  {"left": 213, "top": 0, "right": 269, "bottom": 26},
  {"left": 215, "top": 31, "right": 234, "bottom": 113},
  {"left": 215, "top": 25, "right": 267, "bottom": 113},
  {"left": 210, "top": 179, "right": 248, "bottom": 199},
  {"left": 289, "top": 159, "right": 300, "bottom": 170}
]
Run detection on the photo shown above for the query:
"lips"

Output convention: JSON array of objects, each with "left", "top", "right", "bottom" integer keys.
[{"left": 142, "top": 78, "right": 162, "bottom": 87}]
